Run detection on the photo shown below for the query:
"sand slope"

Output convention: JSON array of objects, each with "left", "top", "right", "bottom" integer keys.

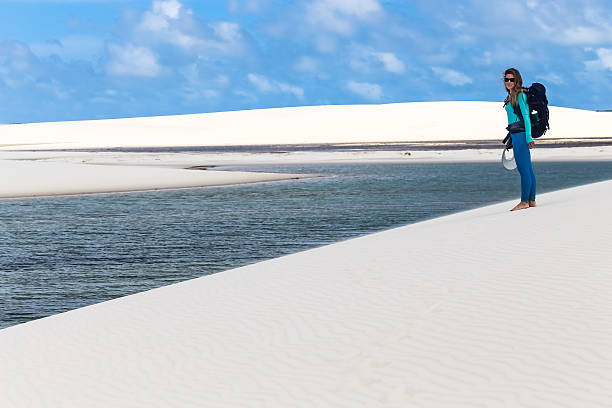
[
  {"left": 2, "top": 102, "right": 611, "bottom": 150},
  {"left": 1, "top": 180, "right": 611, "bottom": 407}
]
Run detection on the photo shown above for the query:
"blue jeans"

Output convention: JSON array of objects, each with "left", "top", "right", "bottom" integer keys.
[{"left": 511, "top": 132, "right": 536, "bottom": 202}]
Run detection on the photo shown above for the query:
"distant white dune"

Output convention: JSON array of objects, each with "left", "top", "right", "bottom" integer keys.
[
  {"left": 1, "top": 102, "right": 610, "bottom": 151},
  {"left": 1, "top": 101, "right": 612, "bottom": 198}
]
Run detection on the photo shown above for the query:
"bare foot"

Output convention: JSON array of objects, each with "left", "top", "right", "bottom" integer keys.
[
  {"left": 510, "top": 202, "right": 530, "bottom": 211},
  {"left": 529, "top": 200, "right": 536, "bottom": 207}
]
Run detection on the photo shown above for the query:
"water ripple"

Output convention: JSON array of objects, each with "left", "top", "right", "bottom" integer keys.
[{"left": 2, "top": 161, "right": 612, "bottom": 329}]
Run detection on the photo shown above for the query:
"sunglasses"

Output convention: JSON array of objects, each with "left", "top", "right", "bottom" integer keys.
[{"left": 504, "top": 77, "right": 516, "bottom": 83}]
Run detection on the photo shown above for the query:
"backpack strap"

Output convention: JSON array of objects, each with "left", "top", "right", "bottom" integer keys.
[
  {"left": 512, "top": 89, "right": 527, "bottom": 123},
  {"left": 512, "top": 103, "right": 522, "bottom": 120}
]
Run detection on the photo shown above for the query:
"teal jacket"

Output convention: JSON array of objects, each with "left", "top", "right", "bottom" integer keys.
[{"left": 505, "top": 92, "right": 533, "bottom": 143}]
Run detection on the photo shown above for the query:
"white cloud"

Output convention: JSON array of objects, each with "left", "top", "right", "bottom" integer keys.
[
  {"left": 519, "top": 2, "right": 612, "bottom": 45},
  {"left": 229, "top": 0, "right": 264, "bottom": 12},
  {"left": 306, "top": 0, "right": 383, "bottom": 35},
  {"left": 585, "top": 48, "right": 612, "bottom": 71},
  {"left": 210, "top": 22, "right": 242, "bottom": 43},
  {"left": 431, "top": 67, "right": 472, "bottom": 86},
  {"left": 215, "top": 74, "right": 230, "bottom": 86},
  {"left": 0, "top": 42, "right": 36, "bottom": 73},
  {"left": 277, "top": 83, "right": 304, "bottom": 99},
  {"left": 248, "top": 73, "right": 304, "bottom": 99},
  {"left": 350, "top": 48, "right": 405, "bottom": 74},
  {"left": 233, "top": 89, "right": 258, "bottom": 103},
  {"left": 295, "top": 56, "right": 330, "bottom": 79},
  {"left": 135, "top": 1, "right": 245, "bottom": 55},
  {"left": 248, "top": 73, "right": 274, "bottom": 92},
  {"left": 139, "top": 12, "right": 170, "bottom": 32},
  {"left": 139, "top": 0, "right": 184, "bottom": 32},
  {"left": 153, "top": 0, "right": 182, "bottom": 19},
  {"left": 473, "top": 51, "right": 492, "bottom": 66},
  {"left": 295, "top": 56, "right": 318, "bottom": 73},
  {"left": 372, "top": 52, "right": 405, "bottom": 74},
  {"left": 536, "top": 73, "right": 565, "bottom": 85},
  {"left": 346, "top": 80, "right": 382, "bottom": 100},
  {"left": 178, "top": 63, "right": 230, "bottom": 103},
  {"left": 560, "top": 26, "right": 611, "bottom": 45},
  {"left": 314, "top": 35, "right": 338, "bottom": 53},
  {"left": 181, "top": 63, "right": 231, "bottom": 89},
  {"left": 317, "top": 0, "right": 381, "bottom": 18},
  {"left": 106, "top": 44, "right": 161, "bottom": 77},
  {"left": 556, "top": 6, "right": 612, "bottom": 45},
  {"left": 0, "top": 41, "right": 41, "bottom": 87},
  {"left": 415, "top": 0, "right": 612, "bottom": 48}
]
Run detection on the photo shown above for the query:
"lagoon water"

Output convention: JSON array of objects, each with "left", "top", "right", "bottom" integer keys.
[{"left": 2, "top": 161, "right": 612, "bottom": 329}]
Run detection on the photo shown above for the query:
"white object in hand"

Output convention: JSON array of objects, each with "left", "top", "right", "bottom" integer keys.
[{"left": 502, "top": 149, "right": 517, "bottom": 171}]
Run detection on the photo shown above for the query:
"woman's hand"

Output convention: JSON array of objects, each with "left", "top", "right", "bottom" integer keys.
[{"left": 527, "top": 141, "right": 535, "bottom": 149}]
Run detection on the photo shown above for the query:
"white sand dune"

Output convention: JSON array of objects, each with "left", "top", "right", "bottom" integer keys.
[
  {"left": 2, "top": 180, "right": 612, "bottom": 407},
  {"left": 1, "top": 102, "right": 611, "bottom": 151},
  {"left": 0, "top": 159, "right": 309, "bottom": 198},
  {"left": 1, "top": 101, "right": 611, "bottom": 198}
]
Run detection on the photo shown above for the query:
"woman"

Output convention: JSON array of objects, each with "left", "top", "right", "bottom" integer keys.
[{"left": 504, "top": 68, "right": 536, "bottom": 211}]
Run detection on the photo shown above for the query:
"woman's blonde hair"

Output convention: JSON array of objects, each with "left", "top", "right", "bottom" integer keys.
[{"left": 503, "top": 67, "right": 524, "bottom": 107}]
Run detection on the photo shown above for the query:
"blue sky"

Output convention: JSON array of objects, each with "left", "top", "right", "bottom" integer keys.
[{"left": 1, "top": 0, "right": 612, "bottom": 123}]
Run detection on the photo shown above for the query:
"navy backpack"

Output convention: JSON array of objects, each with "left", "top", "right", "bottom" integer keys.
[{"left": 513, "top": 82, "right": 550, "bottom": 139}]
